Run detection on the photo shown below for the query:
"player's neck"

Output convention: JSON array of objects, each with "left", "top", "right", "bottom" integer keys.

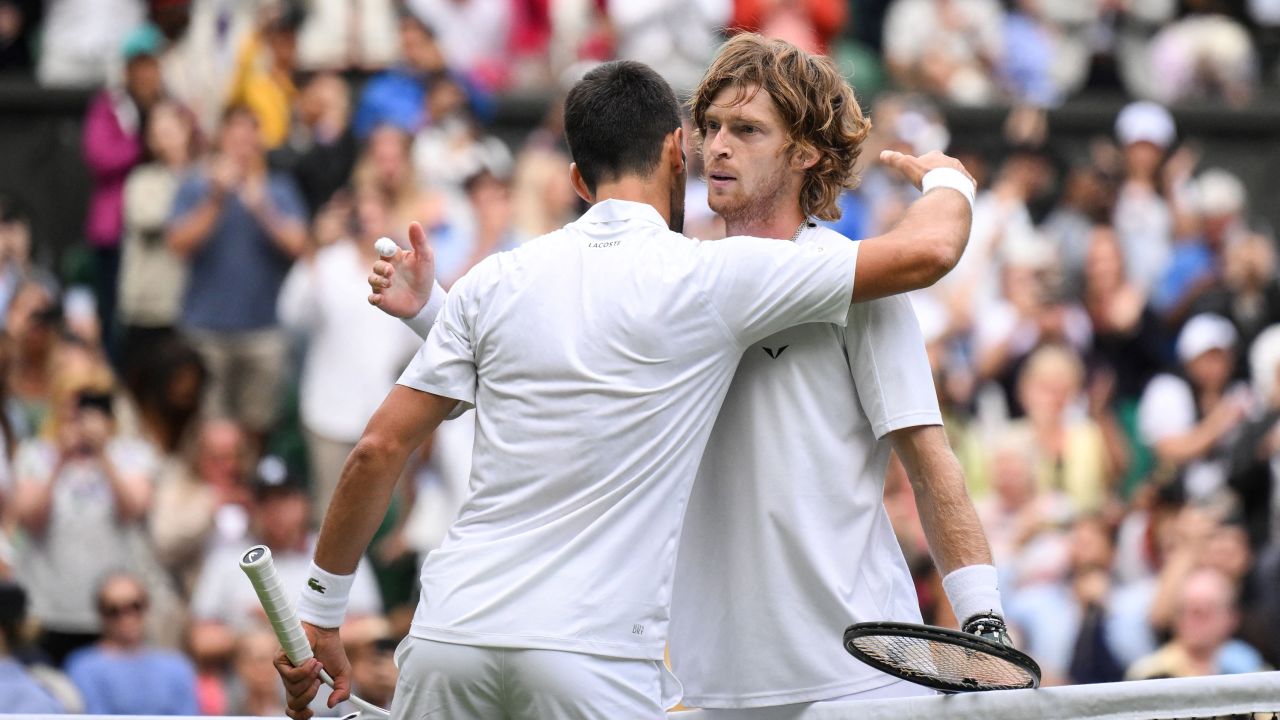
[
  {"left": 593, "top": 177, "right": 674, "bottom": 228},
  {"left": 724, "top": 203, "right": 806, "bottom": 240}
]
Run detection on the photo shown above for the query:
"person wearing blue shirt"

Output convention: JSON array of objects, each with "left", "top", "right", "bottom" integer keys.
[
  {"left": 166, "top": 105, "right": 306, "bottom": 445},
  {"left": 0, "top": 582, "right": 66, "bottom": 712},
  {"left": 353, "top": 14, "right": 492, "bottom": 139},
  {"left": 65, "top": 572, "right": 198, "bottom": 715}
]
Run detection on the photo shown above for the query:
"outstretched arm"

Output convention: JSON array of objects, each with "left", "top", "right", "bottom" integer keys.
[{"left": 852, "top": 151, "right": 975, "bottom": 302}]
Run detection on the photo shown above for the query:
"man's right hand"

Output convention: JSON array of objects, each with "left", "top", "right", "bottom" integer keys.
[
  {"left": 273, "top": 623, "right": 352, "bottom": 720},
  {"left": 879, "top": 149, "right": 975, "bottom": 191},
  {"left": 368, "top": 221, "right": 436, "bottom": 319}
]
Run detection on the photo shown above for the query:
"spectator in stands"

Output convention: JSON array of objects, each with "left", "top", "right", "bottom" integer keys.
[
  {"left": 1008, "top": 516, "right": 1133, "bottom": 685},
  {"left": 157, "top": 0, "right": 256, "bottom": 137},
  {"left": 1008, "top": 344, "right": 1118, "bottom": 514},
  {"left": 411, "top": 74, "right": 512, "bottom": 194},
  {"left": 64, "top": 571, "right": 197, "bottom": 714},
  {"left": 149, "top": 418, "right": 252, "bottom": 596},
  {"left": 1190, "top": 233, "right": 1280, "bottom": 376},
  {"left": 6, "top": 282, "right": 60, "bottom": 437},
  {"left": 1155, "top": 169, "right": 1252, "bottom": 327},
  {"left": 607, "top": 0, "right": 731, "bottom": 96},
  {"left": 1043, "top": 166, "right": 1115, "bottom": 296},
  {"left": 335, "top": 617, "right": 399, "bottom": 714},
  {"left": 1149, "top": 12, "right": 1258, "bottom": 108},
  {"left": 166, "top": 105, "right": 306, "bottom": 448},
  {"left": 37, "top": 0, "right": 145, "bottom": 87},
  {"left": 1000, "top": 0, "right": 1089, "bottom": 106},
  {"left": 354, "top": 13, "right": 489, "bottom": 140},
  {"left": 0, "top": 581, "right": 66, "bottom": 712},
  {"left": 1127, "top": 566, "right": 1268, "bottom": 678},
  {"left": 731, "top": 0, "right": 846, "bottom": 55},
  {"left": 1084, "top": 225, "right": 1166, "bottom": 406},
  {"left": 9, "top": 354, "right": 157, "bottom": 666},
  {"left": 1232, "top": 325, "right": 1280, "bottom": 552},
  {"left": 0, "top": 0, "right": 40, "bottom": 74},
  {"left": 1112, "top": 101, "right": 1176, "bottom": 293},
  {"left": 296, "top": 0, "right": 399, "bottom": 73},
  {"left": 118, "top": 99, "right": 199, "bottom": 387},
  {"left": 940, "top": 147, "right": 1056, "bottom": 325},
  {"left": 1138, "top": 314, "right": 1250, "bottom": 504},
  {"left": 974, "top": 433, "right": 1073, "bottom": 580},
  {"left": 226, "top": 628, "right": 287, "bottom": 715},
  {"left": 187, "top": 456, "right": 381, "bottom": 658},
  {"left": 270, "top": 72, "right": 357, "bottom": 217},
  {"left": 352, "top": 124, "right": 445, "bottom": 247},
  {"left": 82, "top": 23, "right": 166, "bottom": 358},
  {"left": 883, "top": 0, "right": 1004, "bottom": 105},
  {"left": 228, "top": 2, "right": 304, "bottom": 150},
  {"left": 277, "top": 187, "right": 420, "bottom": 527},
  {"left": 407, "top": 0, "right": 511, "bottom": 90},
  {"left": 0, "top": 194, "right": 53, "bottom": 331}
]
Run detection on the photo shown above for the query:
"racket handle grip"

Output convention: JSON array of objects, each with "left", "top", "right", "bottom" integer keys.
[{"left": 239, "top": 545, "right": 314, "bottom": 666}]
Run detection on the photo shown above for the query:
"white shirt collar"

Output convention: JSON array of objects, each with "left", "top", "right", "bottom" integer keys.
[{"left": 573, "top": 199, "right": 668, "bottom": 230}]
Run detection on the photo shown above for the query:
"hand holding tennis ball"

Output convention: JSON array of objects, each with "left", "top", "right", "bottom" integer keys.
[{"left": 368, "top": 222, "right": 436, "bottom": 319}]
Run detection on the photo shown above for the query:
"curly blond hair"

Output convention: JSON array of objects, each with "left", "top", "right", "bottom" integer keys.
[{"left": 690, "top": 34, "right": 872, "bottom": 221}]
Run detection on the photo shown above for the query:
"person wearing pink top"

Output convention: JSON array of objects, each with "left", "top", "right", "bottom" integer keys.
[{"left": 81, "top": 24, "right": 164, "bottom": 355}]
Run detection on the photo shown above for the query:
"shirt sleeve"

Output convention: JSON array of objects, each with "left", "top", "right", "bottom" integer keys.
[
  {"left": 846, "top": 293, "right": 944, "bottom": 439},
  {"left": 695, "top": 235, "right": 859, "bottom": 347},
  {"left": 396, "top": 273, "right": 478, "bottom": 413}
]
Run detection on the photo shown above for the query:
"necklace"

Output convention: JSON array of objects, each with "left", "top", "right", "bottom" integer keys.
[{"left": 791, "top": 218, "right": 812, "bottom": 242}]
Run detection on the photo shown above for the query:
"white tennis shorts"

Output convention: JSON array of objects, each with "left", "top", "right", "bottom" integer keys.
[{"left": 390, "top": 636, "right": 683, "bottom": 719}]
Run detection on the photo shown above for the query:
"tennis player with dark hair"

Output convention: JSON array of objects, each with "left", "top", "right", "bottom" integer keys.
[{"left": 279, "top": 60, "right": 976, "bottom": 719}]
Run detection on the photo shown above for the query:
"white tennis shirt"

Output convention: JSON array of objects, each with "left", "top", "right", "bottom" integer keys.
[
  {"left": 669, "top": 225, "right": 943, "bottom": 708},
  {"left": 396, "top": 199, "right": 859, "bottom": 660}
]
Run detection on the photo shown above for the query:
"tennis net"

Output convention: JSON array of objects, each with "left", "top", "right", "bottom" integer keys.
[
  {"left": 15, "top": 672, "right": 1280, "bottom": 720},
  {"left": 669, "top": 672, "right": 1280, "bottom": 719}
]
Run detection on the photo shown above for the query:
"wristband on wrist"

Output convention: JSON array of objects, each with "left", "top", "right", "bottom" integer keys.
[
  {"left": 296, "top": 562, "right": 354, "bottom": 629},
  {"left": 941, "top": 563, "right": 1003, "bottom": 626},
  {"left": 921, "top": 167, "right": 976, "bottom": 211},
  {"left": 403, "top": 280, "right": 446, "bottom": 339}
]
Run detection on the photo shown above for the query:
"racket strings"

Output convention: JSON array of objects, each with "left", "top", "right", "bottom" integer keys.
[{"left": 849, "top": 634, "right": 1036, "bottom": 690}]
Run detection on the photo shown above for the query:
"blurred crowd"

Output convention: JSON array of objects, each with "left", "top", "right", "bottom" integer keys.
[{"left": 0, "top": 0, "right": 1277, "bottom": 715}]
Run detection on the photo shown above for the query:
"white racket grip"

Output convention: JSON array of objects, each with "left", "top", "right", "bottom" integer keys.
[{"left": 239, "top": 545, "right": 314, "bottom": 666}]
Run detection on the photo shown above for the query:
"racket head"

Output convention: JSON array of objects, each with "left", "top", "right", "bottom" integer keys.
[{"left": 843, "top": 621, "right": 1041, "bottom": 693}]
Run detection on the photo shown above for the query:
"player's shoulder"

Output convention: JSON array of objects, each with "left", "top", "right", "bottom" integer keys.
[{"left": 806, "top": 225, "right": 858, "bottom": 246}]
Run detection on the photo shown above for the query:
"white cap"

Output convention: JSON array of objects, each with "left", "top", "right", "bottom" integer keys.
[
  {"left": 1194, "top": 168, "right": 1246, "bottom": 217},
  {"left": 1177, "top": 313, "right": 1238, "bottom": 364},
  {"left": 1115, "top": 101, "right": 1176, "bottom": 149}
]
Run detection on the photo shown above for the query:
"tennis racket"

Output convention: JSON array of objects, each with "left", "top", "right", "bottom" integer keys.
[
  {"left": 843, "top": 621, "right": 1041, "bottom": 693},
  {"left": 239, "top": 545, "right": 391, "bottom": 720}
]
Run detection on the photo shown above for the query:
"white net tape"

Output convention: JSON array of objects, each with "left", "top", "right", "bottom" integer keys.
[
  {"left": 13, "top": 672, "right": 1280, "bottom": 720},
  {"left": 670, "top": 672, "right": 1280, "bottom": 720}
]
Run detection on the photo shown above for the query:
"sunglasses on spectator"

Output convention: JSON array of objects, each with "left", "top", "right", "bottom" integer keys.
[{"left": 99, "top": 599, "right": 148, "bottom": 618}]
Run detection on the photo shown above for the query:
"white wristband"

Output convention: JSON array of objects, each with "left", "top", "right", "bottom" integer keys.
[
  {"left": 296, "top": 562, "right": 355, "bottom": 629},
  {"left": 921, "top": 167, "right": 976, "bottom": 211},
  {"left": 941, "top": 564, "right": 1003, "bottom": 625},
  {"left": 403, "top": 280, "right": 446, "bottom": 340}
]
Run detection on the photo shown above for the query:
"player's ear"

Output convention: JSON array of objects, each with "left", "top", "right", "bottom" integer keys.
[
  {"left": 791, "top": 144, "right": 820, "bottom": 172},
  {"left": 670, "top": 127, "right": 686, "bottom": 175},
  {"left": 569, "top": 163, "right": 593, "bottom": 204}
]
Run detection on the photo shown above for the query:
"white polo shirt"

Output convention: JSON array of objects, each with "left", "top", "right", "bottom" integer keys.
[
  {"left": 396, "top": 199, "right": 859, "bottom": 660},
  {"left": 669, "top": 225, "right": 942, "bottom": 708}
]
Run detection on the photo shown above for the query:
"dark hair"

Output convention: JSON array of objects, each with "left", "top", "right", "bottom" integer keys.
[{"left": 563, "top": 61, "right": 681, "bottom": 194}]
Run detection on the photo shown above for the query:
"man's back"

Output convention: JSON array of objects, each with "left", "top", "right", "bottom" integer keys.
[{"left": 398, "top": 199, "right": 859, "bottom": 661}]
